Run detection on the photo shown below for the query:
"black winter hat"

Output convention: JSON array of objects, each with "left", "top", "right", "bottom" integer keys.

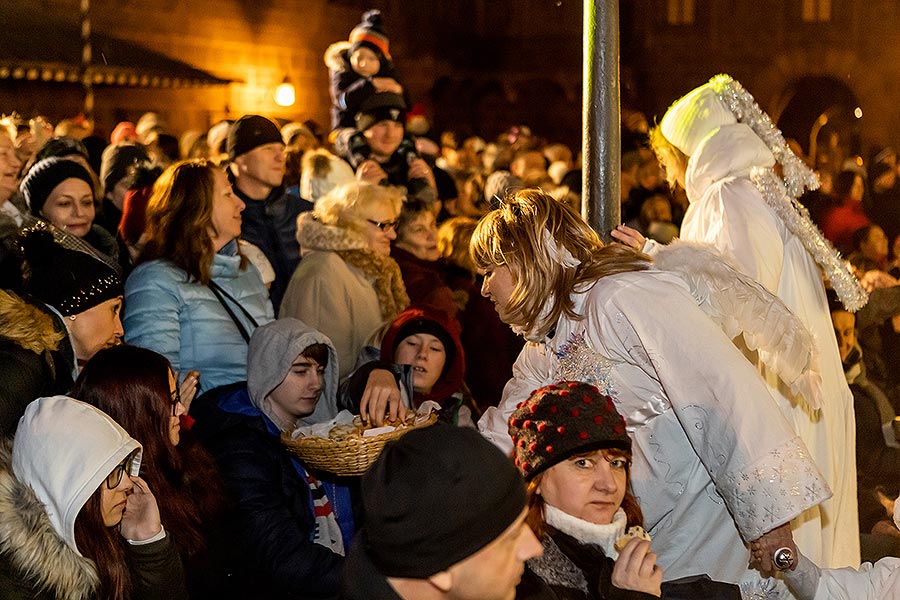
[
  {"left": 509, "top": 381, "right": 631, "bottom": 481},
  {"left": 227, "top": 115, "right": 283, "bottom": 160},
  {"left": 393, "top": 316, "right": 457, "bottom": 368},
  {"left": 349, "top": 9, "right": 391, "bottom": 61},
  {"left": 361, "top": 425, "right": 527, "bottom": 578},
  {"left": 20, "top": 157, "right": 95, "bottom": 216},
  {"left": 355, "top": 93, "right": 407, "bottom": 133},
  {"left": 18, "top": 225, "right": 123, "bottom": 317}
]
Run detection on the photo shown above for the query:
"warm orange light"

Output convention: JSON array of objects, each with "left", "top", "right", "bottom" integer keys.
[{"left": 275, "top": 79, "right": 295, "bottom": 107}]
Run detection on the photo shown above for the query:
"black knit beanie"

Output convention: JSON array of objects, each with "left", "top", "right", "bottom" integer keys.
[
  {"left": 508, "top": 381, "right": 631, "bottom": 482},
  {"left": 393, "top": 317, "right": 456, "bottom": 370},
  {"left": 21, "top": 157, "right": 95, "bottom": 216},
  {"left": 18, "top": 225, "right": 123, "bottom": 316},
  {"left": 349, "top": 9, "right": 391, "bottom": 61},
  {"left": 362, "top": 425, "right": 527, "bottom": 578},
  {"left": 227, "top": 115, "right": 283, "bottom": 160},
  {"left": 355, "top": 93, "right": 407, "bottom": 133}
]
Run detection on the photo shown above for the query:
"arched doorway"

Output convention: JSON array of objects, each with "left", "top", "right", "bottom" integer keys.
[{"left": 776, "top": 76, "right": 861, "bottom": 172}]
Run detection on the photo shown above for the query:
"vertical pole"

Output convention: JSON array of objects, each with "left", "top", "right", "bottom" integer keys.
[
  {"left": 582, "top": 0, "right": 620, "bottom": 241},
  {"left": 81, "top": 0, "right": 94, "bottom": 121}
]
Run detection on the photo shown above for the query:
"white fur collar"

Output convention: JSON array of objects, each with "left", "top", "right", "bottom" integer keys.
[{"left": 544, "top": 504, "right": 626, "bottom": 559}]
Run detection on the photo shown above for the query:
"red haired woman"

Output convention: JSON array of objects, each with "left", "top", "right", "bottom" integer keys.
[{"left": 73, "top": 344, "right": 232, "bottom": 599}]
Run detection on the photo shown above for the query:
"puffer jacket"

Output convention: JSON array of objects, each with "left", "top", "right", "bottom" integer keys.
[
  {"left": 0, "top": 438, "right": 187, "bottom": 600},
  {"left": 124, "top": 242, "right": 274, "bottom": 394}
]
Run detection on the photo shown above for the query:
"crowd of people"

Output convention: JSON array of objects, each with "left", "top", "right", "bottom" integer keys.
[{"left": 4, "top": 9, "right": 900, "bottom": 600}]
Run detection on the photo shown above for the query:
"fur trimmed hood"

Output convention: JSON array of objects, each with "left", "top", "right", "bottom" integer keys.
[
  {"left": 0, "top": 439, "right": 99, "bottom": 599},
  {"left": 296, "top": 211, "right": 368, "bottom": 254},
  {"left": 324, "top": 41, "right": 352, "bottom": 72},
  {"left": 0, "top": 290, "right": 64, "bottom": 355}
]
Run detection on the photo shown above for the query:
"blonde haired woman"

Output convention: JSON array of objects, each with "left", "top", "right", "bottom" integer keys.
[
  {"left": 473, "top": 190, "right": 831, "bottom": 596},
  {"left": 281, "top": 181, "right": 409, "bottom": 380}
]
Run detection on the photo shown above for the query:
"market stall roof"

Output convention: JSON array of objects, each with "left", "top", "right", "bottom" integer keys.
[{"left": 0, "top": 16, "right": 233, "bottom": 88}]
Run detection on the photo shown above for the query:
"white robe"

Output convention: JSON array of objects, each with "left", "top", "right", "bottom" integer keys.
[
  {"left": 674, "top": 123, "right": 859, "bottom": 570},
  {"left": 479, "top": 269, "right": 830, "bottom": 589}
]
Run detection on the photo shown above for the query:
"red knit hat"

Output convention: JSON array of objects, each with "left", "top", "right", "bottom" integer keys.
[{"left": 508, "top": 381, "right": 630, "bottom": 481}]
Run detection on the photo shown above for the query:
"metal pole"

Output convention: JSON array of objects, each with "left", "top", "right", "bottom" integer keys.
[
  {"left": 81, "top": 0, "right": 94, "bottom": 120},
  {"left": 582, "top": 0, "right": 620, "bottom": 241}
]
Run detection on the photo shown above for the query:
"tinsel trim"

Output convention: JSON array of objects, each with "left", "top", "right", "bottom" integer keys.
[
  {"left": 706, "top": 74, "right": 866, "bottom": 311},
  {"left": 709, "top": 74, "right": 819, "bottom": 199},
  {"left": 750, "top": 168, "right": 868, "bottom": 312}
]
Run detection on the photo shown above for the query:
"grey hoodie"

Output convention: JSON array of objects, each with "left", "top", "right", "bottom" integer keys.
[{"left": 247, "top": 318, "right": 340, "bottom": 425}]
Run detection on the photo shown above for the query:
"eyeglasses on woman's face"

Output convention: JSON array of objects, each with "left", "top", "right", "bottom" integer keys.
[
  {"left": 367, "top": 218, "right": 400, "bottom": 233},
  {"left": 106, "top": 449, "right": 140, "bottom": 490}
]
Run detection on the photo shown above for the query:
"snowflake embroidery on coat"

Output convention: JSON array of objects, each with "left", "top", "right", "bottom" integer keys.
[
  {"left": 740, "top": 577, "right": 782, "bottom": 599},
  {"left": 553, "top": 331, "right": 616, "bottom": 397}
]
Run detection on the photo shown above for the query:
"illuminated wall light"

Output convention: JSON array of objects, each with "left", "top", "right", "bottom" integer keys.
[
  {"left": 274, "top": 77, "right": 295, "bottom": 107},
  {"left": 854, "top": 107, "right": 863, "bottom": 119}
]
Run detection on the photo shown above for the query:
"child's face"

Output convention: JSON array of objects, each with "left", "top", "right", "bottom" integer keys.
[{"left": 350, "top": 47, "right": 381, "bottom": 77}]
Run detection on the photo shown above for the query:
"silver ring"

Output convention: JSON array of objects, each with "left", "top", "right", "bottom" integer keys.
[{"left": 773, "top": 547, "right": 795, "bottom": 570}]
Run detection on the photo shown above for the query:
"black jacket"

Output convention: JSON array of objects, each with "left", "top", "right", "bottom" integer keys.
[
  {"left": 191, "top": 383, "right": 345, "bottom": 599},
  {"left": 0, "top": 294, "right": 74, "bottom": 436},
  {"left": 516, "top": 526, "right": 658, "bottom": 600},
  {"left": 340, "top": 535, "right": 402, "bottom": 600},
  {"left": 235, "top": 185, "right": 312, "bottom": 313}
]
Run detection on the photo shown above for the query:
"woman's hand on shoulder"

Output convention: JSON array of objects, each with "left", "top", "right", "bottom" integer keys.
[
  {"left": 611, "top": 538, "right": 662, "bottom": 597},
  {"left": 119, "top": 476, "right": 163, "bottom": 542},
  {"left": 360, "top": 368, "right": 407, "bottom": 426}
]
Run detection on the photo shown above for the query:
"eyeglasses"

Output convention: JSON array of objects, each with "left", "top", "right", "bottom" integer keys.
[
  {"left": 366, "top": 218, "right": 400, "bottom": 232},
  {"left": 106, "top": 449, "right": 139, "bottom": 490},
  {"left": 170, "top": 385, "right": 182, "bottom": 417}
]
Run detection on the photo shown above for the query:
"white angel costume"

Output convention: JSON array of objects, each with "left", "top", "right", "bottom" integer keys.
[
  {"left": 646, "top": 75, "right": 867, "bottom": 571},
  {"left": 782, "top": 501, "right": 900, "bottom": 600},
  {"left": 479, "top": 243, "right": 831, "bottom": 591}
]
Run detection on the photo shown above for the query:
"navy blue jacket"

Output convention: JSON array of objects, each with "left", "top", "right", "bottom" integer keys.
[
  {"left": 235, "top": 185, "right": 312, "bottom": 313},
  {"left": 191, "top": 383, "right": 352, "bottom": 599}
]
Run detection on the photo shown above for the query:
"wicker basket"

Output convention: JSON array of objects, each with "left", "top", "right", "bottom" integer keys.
[{"left": 281, "top": 412, "right": 439, "bottom": 476}]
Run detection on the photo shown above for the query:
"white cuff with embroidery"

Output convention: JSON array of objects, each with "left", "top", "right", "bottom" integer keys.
[{"left": 717, "top": 437, "right": 832, "bottom": 541}]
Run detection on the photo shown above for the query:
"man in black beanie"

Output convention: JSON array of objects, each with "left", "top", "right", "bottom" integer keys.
[
  {"left": 342, "top": 425, "right": 542, "bottom": 600},
  {"left": 227, "top": 114, "right": 313, "bottom": 313}
]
